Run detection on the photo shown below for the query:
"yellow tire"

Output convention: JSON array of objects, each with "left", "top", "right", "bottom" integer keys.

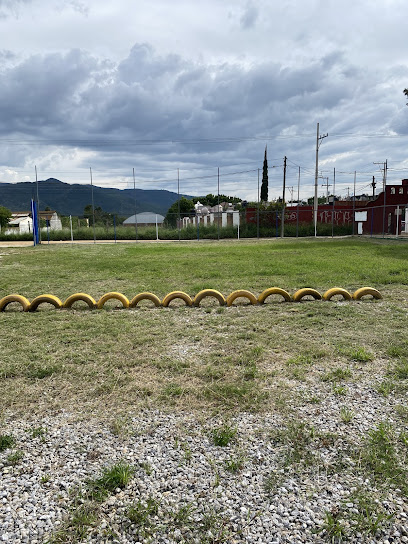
[
  {"left": 0, "top": 294, "right": 31, "bottom": 312},
  {"left": 162, "top": 291, "right": 193, "bottom": 307},
  {"left": 293, "top": 288, "right": 322, "bottom": 302},
  {"left": 63, "top": 293, "right": 97, "bottom": 309},
  {"left": 352, "top": 287, "right": 382, "bottom": 301},
  {"left": 193, "top": 289, "right": 226, "bottom": 307},
  {"left": 130, "top": 292, "right": 162, "bottom": 308},
  {"left": 226, "top": 289, "right": 257, "bottom": 307},
  {"left": 322, "top": 288, "right": 352, "bottom": 301},
  {"left": 29, "top": 294, "right": 63, "bottom": 311},
  {"left": 258, "top": 287, "right": 292, "bottom": 304},
  {"left": 97, "top": 292, "right": 130, "bottom": 309}
]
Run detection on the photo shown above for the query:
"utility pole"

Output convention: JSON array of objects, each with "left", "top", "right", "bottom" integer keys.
[
  {"left": 281, "top": 156, "right": 287, "bottom": 238},
  {"left": 296, "top": 166, "right": 300, "bottom": 238},
  {"left": 374, "top": 160, "right": 388, "bottom": 237},
  {"left": 352, "top": 171, "right": 356, "bottom": 236},
  {"left": 314, "top": 123, "right": 328, "bottom": 237},
  {"left": 288, "top": 186, "right": 294, "bottom": 204},
  {"left": 320, "top": 176, "right": 331, "bottom": 203},
  {"left": 177, "top": 168, "right": 180, "bottom": 241},
  {"left": 371, "top": 176, "right": 376, "bottom": 199}
]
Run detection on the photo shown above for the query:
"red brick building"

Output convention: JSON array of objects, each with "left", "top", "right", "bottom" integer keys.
[{"left": 247, "top": 179, "right": 408, "bottom": 236}]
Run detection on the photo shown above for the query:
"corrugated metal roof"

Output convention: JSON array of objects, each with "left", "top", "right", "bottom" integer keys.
[{"left": 123, "top": 212, "right": 165, "bottom": 225}]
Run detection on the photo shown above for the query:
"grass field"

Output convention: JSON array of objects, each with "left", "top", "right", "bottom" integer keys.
[
  {"left": 0, "top": 237, "right": 407, "bottom": 416},
  {"left": 1, "top": 237, "right": 408, "bottom": 543}
]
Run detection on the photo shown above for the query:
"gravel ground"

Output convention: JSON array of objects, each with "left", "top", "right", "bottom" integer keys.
[{"left": 1, "top": 381, "right": 407, "bottom": 543}]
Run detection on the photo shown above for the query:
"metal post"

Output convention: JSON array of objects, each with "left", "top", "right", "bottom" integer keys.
[
  {"left": 69, "top": 215, "right": 73, "bottom": 244},
  {"left": 396, "top": 205, "right": 400, "bottom": 237},
  {"left": 90, "top": 167, "right": 96, "bottom": 244},
  {"left": 281, "top": 156, "right": 286, "bottom": 238},
  {"left": 331, "top": 168, "right": 335, "bottom": 238},
  {"left": 352, "top": 171, "right": 356, "bottom": 236},
  {"left": 217, "top": 167, "right": 220, "bottom": 241},
  {"left": 133, "top": 168, "right": 138, "bottom": 241},
  {"left": 114, "top": 215, "right": 117, "bottom": 243},
  {"left": 178, "top": 168, "right": 181, "bottom": 241},
  {"left": 156, "top": 214, "right": 159, "bottom": 241},
  {"left": 35, "top": 165, "right": 41, "bottom": 243},
  {"left": 296, "top": 166, "right": 300, "bottom": 238},
  {"left": 257, "top": 168, "right": 260, "bottom": 239}
]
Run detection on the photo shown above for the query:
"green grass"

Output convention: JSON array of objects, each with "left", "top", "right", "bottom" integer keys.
[
  {"left": 0, "top": 238, "right": 407, "bottom": 416},
  {"left": 0, "top": 434, "right": 15, "bottom": 451}
]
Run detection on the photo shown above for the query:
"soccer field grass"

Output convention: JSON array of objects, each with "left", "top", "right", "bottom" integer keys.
[{"left": 0, "top": 237, "right": 407, "bottom": 416}]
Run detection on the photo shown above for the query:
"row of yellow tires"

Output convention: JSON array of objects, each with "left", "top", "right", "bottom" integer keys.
[{"left": 0, "top": 287, "right": 382, "bottom": 312}]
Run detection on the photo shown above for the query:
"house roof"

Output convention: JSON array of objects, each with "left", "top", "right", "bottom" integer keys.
[
  {"left": 123, "top": 212, "right": 165, "bottom": 225},
  {"left": 8, "top": 216, "right": 33, "bottom": 225}
]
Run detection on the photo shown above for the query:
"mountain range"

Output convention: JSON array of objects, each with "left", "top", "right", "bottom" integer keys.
[{"left": 0, "top": 179, "right": 192, "bottom": 216}]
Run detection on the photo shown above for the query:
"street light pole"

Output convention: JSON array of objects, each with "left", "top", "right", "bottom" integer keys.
[{"left": 314, "top": 123, "right": 328, "bottom": 237}]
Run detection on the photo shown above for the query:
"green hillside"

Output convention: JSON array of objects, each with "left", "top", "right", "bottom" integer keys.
[{"left": 0, "top": 178, "right": 192, "bottom": 216}]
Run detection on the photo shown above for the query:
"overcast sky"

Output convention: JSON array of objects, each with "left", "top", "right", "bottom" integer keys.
[{"left": 0, "top": 0, "right": 408, "bottom": 202}]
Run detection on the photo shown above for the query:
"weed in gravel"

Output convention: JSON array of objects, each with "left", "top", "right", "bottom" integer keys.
[
  {"left": 359, "top": 421, "right": 408, "bottom": 493},
  {"left": 332, "top": 384, "right": 348, "bottom": 396},
  {"left": 394, "top": 360, "right": 408, "bottom": 380},
  {"left": 172, "top": 502, "right": 196, "bottom": 528},
  {"left": 6, "top": 450, "right": 24, "bottom": 466},
  {"left": 345, "top": 488, "right": 394, "bottom": 537},
  {"left": 46, "top": 501, "right": 98, "bottom": 543},
  {"left": 263, "top": 470, "right": 285, "bottom": 497},
  {"left": 224, "top": 451, "right": 246, "bottom": 473},
  {"left": 377, "top": 379, "right": 394, "bottom": 397},
  {"left": 316, "top": 508, "right": 347, "bottom": 543},
  {"left": 86, "top": 461, "right": 134, "bottom": 501},
  {"left": 211, "top": 423, "right": 237, "bottom": 447},
  {"left": 110, "top": 415, "right": 132, "bottom": 437},
  {"left": 139, "top": 461, "right": 153, "bottom": 475},
  {"left": 322, "top": 367, "right": 352, "bottom": 382},
  {"left": 0, "top": 434, "right": 15, "bottom": 451},
  {"left": 270, "top": 420, "right": 316, "bottom": 466},
  {"left": 395, "top": 404, "right": 408, "bottom": 422},
  {"left": 29, "top": 426, "right": 47, "bottom": 439},
  {"left": 127, "top": 496, "right": 159, "bottom": 526},
  {"left": 198, "top": 507, "right": 230, "bottom": 543},
  {"left": 340, "top": 406, "right": 355, "bottom": 423}
]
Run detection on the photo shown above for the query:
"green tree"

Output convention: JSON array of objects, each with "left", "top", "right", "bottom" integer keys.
[
  {"left": 83, "top": 205, "right": 113, "bottom": 227},
  {"left": 0, "top": 206, "right": 11, "bottom": 230},
  {"left": 260, "top": 146, "right": 268, "bottom": 202},
  {"left": 165, "top": 197, "right": 195, "bottom": 227}
]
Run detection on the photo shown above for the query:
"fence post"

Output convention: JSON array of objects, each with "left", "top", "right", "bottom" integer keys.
[
  {"left": 114, "top": 215, "right": 117, "bottom": 243},
  {"left": 69, "top": 215, "right": 73, "bottom": 244}
]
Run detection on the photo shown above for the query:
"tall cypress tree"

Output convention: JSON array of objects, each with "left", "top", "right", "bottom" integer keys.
[{"left": 260, "top": 146, "right": 268, "bottom": 202}]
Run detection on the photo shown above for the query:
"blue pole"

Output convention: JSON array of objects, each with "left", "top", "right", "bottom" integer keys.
[{"left": 114, "top": 215, "right": 117, "bottom": 243}]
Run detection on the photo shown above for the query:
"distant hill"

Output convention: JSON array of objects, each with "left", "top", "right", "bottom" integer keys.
[{"left": 0, "top": 178, "right": 193, "bottom": 216}]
